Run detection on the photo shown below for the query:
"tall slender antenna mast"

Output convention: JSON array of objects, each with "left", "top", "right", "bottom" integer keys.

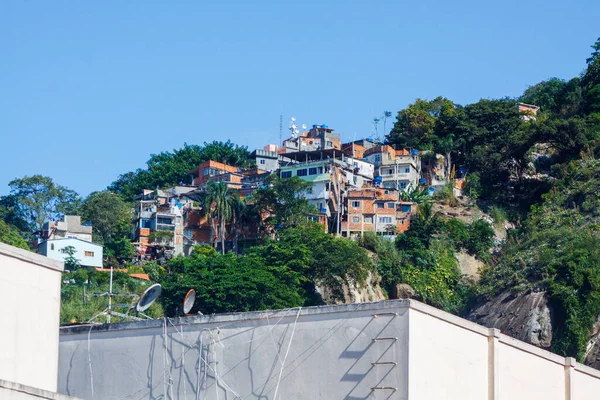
[{"left": 279, "top": 114, "right": 283, "bottom": 147}]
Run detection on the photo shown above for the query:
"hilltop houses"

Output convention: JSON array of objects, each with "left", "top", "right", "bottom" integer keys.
[{"left": 129, "top": 122, "right": 427, "bottom": 257}]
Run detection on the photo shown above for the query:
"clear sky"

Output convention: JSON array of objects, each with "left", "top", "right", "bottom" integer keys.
[{"left": 1, "top": 0, "right": 598, "bottom": 196}]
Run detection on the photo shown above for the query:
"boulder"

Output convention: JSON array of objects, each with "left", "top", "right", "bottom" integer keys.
[
  {"left": 392, "top": 283, "right": 416, "bottom": 299},
  {"left": 469, "top": 289, "right": 553, "bottom": 348}
]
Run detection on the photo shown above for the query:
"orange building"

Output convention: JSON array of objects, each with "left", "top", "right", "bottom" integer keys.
[
  {"left": 189, "top": 160, "right": 240, "bottom": 186},
  {"left": 341, "top": 187, "right": 417, "bottom": 237}
]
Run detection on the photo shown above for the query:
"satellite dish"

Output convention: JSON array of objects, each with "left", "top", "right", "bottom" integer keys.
[
  {"left": 136, "top": 283, "right": 162, "bottom": 313},
  {"left": 302, "top": 124, "right": 307, "bottom": 130},
  {"left": 291, "top": 117, "right": 296, "bottom": 122},
  {"left": 182, "top": 288, "right": 196, "bottom": 315}
]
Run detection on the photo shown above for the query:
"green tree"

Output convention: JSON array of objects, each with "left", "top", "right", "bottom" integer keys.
[
  {"left": 61, "top": 245, "right": 81, "bottom": 270},
  {"left": 81, "top": 191, "right": 133, "bottom": 245},
  {"left": 159, "top": 249, "right": 303, "bottom": 316},
  {"left": 203, "top": 181, "right": 232, "bottom": 253},
  {"left": 251, "top": 175, "right": 314, "bottom": 231},
  {"left": 388, "top": 97, "right": 455, "bottom": 149},
  {"left": 0, "top": 220, "right": 29, "bottom": 250},
  {"left": 7, "top": 175, "right": 81, "bottom": 235},
  {"left": 109, "top": 141, "right": 252, "bottom": 200},
  {"left": 80, "top": 191, "right": 135, "bottom": 262}
]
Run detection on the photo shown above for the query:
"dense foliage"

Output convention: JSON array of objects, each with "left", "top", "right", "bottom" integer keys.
[
  {"left": 108, "top": 141, "right": 253, "bottom": 200},
  {"left": 157, "top": 224, "right": 375, "bottom": 316}
]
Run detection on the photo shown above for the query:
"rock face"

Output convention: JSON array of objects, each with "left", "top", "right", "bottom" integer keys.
[
  {"left": 455, "top": 251, "right": 484, "bottom": 282},
  {"left": 585, "top": 319, "right": 600, "bottom": 369},
  {"left": 316, "top": 270, "right": 387, "bottom": 305},
  {"left": 469, "top": 290, "right": 553, "bottom": 348}
]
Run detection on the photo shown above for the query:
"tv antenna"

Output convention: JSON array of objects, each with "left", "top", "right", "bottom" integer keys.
[
  {"left": 182, "top": 288, "right": 196, "bottom": 315},
  {"left": 289, "top": 117, "right": 299, "bottom": 139},
  {"left": 87, "top": 267, "right": 162, "bottom": 323}
]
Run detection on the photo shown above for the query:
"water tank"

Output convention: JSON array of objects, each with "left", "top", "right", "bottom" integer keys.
[
  {"left": 411, "top": 150, "right": 419, "bottom": 155},
  {"left": 373, "top": 176, "right": 383, "bottom": 186}
]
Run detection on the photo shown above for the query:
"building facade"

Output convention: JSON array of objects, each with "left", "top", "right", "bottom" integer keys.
[
  {"left": 342, "top": 187, "right": 416, "bottom": 237},
  {"left": 38, "top": 238, "right": 103, "bottom": 268},
  {"left": 41, "top": 215, "right": 92, "bottom": 242},
  {"left": 363, "top": 145, "right": 421, "bottom": 190}
]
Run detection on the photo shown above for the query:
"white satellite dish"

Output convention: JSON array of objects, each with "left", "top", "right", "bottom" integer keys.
[
  {"left": 302, "top": 124, "right": 307, "bottom": 130},
  {"left": 136, "top": 283, "right": 162, "bottom": 313},
  {"left": 291, "top": 117, "right": 296, "bottom": 122},
  {"left": 182, "top": 289, "right": 196, "bottom": 315}
]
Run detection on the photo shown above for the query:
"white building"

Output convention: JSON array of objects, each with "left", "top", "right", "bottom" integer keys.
[
  {"left": 38, "top": 238, "right": 103, "bottom": 268},
  {"left": 0, "top": 242, "right": 76, "bottom": 399},
  {"left": 364, "top": 145, "right": 421, "bottom": 190}
]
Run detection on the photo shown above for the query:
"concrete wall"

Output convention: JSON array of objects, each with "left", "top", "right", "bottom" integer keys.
[
  {"left": 0, "top": 380, "right": 77, "bottom": 400},
  {"left": 0, "top": 243, "right": 64, "bottom": 392},
  {"left": 39, "top": 238, "right": 103, "bottom": 268},
  {"left": 57, "top": 300, "right": 600, "bottom": 400}
]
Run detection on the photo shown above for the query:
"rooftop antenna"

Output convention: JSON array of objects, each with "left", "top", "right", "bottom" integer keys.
[
  {"left": 87, "top": 273, "right": 161, "bottom": 323},
  {"left": 182, "top": 288, "right": 196, "bottom": 315},
  {"left": 279, "top": 114, "right": 283, "bottom": 147},
  {"left": 289, "top": 117, "right": 299, "bottom": 139}
]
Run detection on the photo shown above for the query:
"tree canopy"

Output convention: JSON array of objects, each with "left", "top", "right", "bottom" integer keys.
[{"left": 108, "top": 141, "right": 253, "bottom": 200}]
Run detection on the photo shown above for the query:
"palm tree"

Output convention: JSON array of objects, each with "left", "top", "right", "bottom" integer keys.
[
  {"left": 400, "top": 184, "right": 433, "bottom": 205},
  {"left": 204, "top": 181, "right": 232, "bottom": 254},
  {"left": 229, "top": 193, "right": 245, "bottom": 254}
]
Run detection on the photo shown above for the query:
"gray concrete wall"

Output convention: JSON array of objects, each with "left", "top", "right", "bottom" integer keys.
[
  {"left": 58, "top": 300, "right": 600, "bottom": 400},
  {"left": 0, "top": 380, "right": 78, "bottom": 400}
]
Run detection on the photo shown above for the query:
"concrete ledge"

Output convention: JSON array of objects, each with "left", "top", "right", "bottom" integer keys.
[
  {"left": 60, "top": 299, "right": 412, "bottom": 335},
  {"left": 0, "top": 379, "right": 78, "bottom": 399},
  {"left": 0, "top": 242, "right": 64, "bottom": 273}
]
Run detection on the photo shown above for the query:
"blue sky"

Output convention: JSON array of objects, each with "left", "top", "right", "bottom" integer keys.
[{"left": 1, "top": 0, "right": 598, "bottom": 196}]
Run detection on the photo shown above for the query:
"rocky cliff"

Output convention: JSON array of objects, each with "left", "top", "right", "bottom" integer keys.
[{"left": 469, "top": 289, "right": 600, "bottom": 369}]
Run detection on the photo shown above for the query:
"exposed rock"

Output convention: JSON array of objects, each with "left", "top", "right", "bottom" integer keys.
[
  {"left": 469, "top": 290, "right": 553, "bottom": 348},
  {"left": 391, "top": 283, "right": 416, "bottom": 299},
  {"left": 455, "top": 251, "right": 483, "bottom": 282},
  {"left": 316, "top": 270, "right": 386, "bottom": 305},
  {"left": 585, "top": 319, "right": 600, "bottom": 369}
]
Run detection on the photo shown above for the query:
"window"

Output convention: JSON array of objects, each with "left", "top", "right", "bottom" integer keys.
[
  {"left": 352, "top": 216, "right": 360, "bottom": 223},
  {"left": 376, "top": 202, "right": 385, "bottom": 208},
  {"left": 379, "top": 216, "right": 393, "bottom": 224},
  {"left": 353, "top": 176, "right": 358, "bottom": 185},
  {"left": 306, "top": 186, "right": 313, "bottom": 194},
  {"left": 281, "top": 171, "right": 292, "bottom": 178},
  {"left": 351, "top": 201, "right": 361, "bottom": 208},
  {"left": 327, "top": 141, "right": 333, "bottom": 147},
  {"left": 400, "top": 182, "right": 408, "bottom": 189},
  {"left": 297, "top": 169, "right": 308, "bottom": 177},
  {"left": 309, "top": 167, "right": 318, "bottom": 175},
  {"left": 50, "top": 243, "right": 54, "bottom": 251},
  {"left": 157, "top": 217, "right": 172, "bottom": 225},
  {"left": 387, "top": 202, "right": 395, "bottom": 208},
  {"left": 375, "top": 154, "right": 381, "bottom": 162},
  {"left": 141, "top": 219, "right": 152, "bottom": 228},
  {"left": 404, "top": 167, "right": 410, "bottom": 173},
  {"left": 364, "top": 216, "right": 373, "bottom": 224},
  {"left": 203, "top": 168, "right": 210, "bottom": 176},
  {"left": 84, "top": 251, "right": 94, "bottom": 257},
  {"left": 260, "top": 159, "right": 265, "bottom": 165},
  {"left": 402, "top": 205, "right": 412, "bottom": 213}
]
